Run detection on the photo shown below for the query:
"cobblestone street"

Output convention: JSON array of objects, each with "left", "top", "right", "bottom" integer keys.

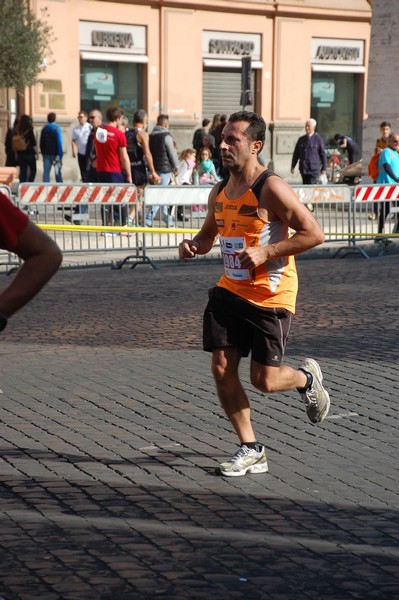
[{"left": 0, "top": 255, "right": 398, "bottom": 600}]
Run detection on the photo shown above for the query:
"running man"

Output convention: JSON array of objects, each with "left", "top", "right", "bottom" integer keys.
[{"left": 179, "top": 111, "right": 330, "bottom": 477}]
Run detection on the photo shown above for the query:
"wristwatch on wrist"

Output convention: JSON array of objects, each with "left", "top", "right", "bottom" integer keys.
[{"left": 0, "top": 312, "right": 8, "bottom": 332}]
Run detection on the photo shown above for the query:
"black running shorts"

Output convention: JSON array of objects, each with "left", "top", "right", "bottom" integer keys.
[{"left": 203, "top": 286, "right": 292, "bottom": 366}]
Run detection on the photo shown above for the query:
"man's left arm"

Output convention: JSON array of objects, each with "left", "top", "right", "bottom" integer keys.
[
  {"left": 56, "top": 126, "right": 63, "bottom": 159},
  {"left": 318, "top": 136, "right": 327, "bottom": 172},
  {"left": 237, "top": 176, "right": 324, "bottom": 269},
  {"left": 165, "top": 135, "right": 179, "bottom": 170},
  {"left": 0, "top": 221, "right": 62, "bottom": 320}
]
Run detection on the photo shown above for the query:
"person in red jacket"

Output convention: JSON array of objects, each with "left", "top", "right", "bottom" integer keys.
[{"left": 0, "top": 192, "right": 62, "bottom": 330}]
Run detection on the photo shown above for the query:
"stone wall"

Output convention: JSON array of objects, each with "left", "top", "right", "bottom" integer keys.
[{"left": 363, "top": 0, "right": 399, "bottom": 180}]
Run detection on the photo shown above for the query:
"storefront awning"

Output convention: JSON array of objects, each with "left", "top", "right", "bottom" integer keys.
[
  {"left": 312, "top": 65, "right": 366, "bottom": 73},
  {"left": 203, "top": 58, "right": 263, "bottom": 69},
  {"left": 80, "top": 51, "right": 148, "bottom": 63}
]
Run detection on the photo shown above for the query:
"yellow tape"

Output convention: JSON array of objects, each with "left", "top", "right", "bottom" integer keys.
[
  {"left": 326, "top": 233, "right": 399, "bottom": 238},
  {"left": 37, "top": 224, "right": 200, "bottom": 234},
  {"left": 36, "top": 224, "right": 399, "bottom": 239}
]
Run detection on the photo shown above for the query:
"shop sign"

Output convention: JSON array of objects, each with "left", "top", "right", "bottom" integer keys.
[
  {"left": 80, "top": 21, "right": 146, "bottom": 55},
  {"left": 203, "top": 31, "right": 261, "bottom": 61},
  {"left": 209, "top": 39, "right": 254, "bottom": 56},
  {"left": 92, "top": 31, "right": 133, "bottom": 49},
  {"left": 311, "top": 38, "right": 364, "bottom": 66}
]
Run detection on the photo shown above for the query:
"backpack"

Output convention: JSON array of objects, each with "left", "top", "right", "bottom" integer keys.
[
  {"left": 368, "top": 153, "right": 380, "bottom": 181},
  {"left": 11, "top": 132, "right": 28, "bottom": 153}
]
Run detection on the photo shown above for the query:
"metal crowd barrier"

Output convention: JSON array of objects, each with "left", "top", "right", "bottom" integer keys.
[
  {"left": 292, "top": 184, "right": 352, "bottom": 243},
  {"left": 0, "top": 184, "right": 23, "bottom": 272},
  {"left": 0, "top": 184, "right": 12, "bottom": 200},
  {"left": 2, "top": 182, "right": 397, "bottom": 271},
  {"left": 352, "top": 183, "right": 399, "bottom": 255},
  {"left": 15, "top": 182, "right": 160, "bottom": 269}
]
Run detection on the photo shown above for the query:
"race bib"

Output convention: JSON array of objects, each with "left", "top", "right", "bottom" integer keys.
[{"left": 219, "top": 236, "right": 250, "bottom": 280}]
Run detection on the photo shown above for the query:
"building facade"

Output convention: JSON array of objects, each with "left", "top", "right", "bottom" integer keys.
[
  {"left": 363, "top": 0, "right": 399, "bottom": 175},
  {"left": 2, "top": 0, "right": 372, "bottom": 180}
]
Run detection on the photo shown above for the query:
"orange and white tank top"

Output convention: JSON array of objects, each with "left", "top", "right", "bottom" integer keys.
[{"left": 215, "top": 171, "right": 298, "bottom": 313}]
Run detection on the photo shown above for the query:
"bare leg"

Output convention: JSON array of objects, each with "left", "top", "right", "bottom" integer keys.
[
  {"left": 129, "top": 185, "right": 144, "bottom": 225},
  {"left": 211, "top": 347, "right": 256, "bottom": 444},
  {"left": 250, "top": 362, "right": 307, "bottom": 394}
]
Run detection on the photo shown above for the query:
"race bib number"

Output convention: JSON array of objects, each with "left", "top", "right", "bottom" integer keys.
[{"left": 219, "top": 236, "right": 250, "bottom": 280}]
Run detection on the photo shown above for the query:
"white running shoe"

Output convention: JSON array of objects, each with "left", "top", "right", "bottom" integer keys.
[
  {"left": 217, "top": 444, "right": 269, "bottom": 477},
  {"left": 299, "top": 358, "right": 331, "bottom": 424}
]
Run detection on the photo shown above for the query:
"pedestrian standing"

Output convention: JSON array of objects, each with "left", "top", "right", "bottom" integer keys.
[
  {"left": 291, "top": 118, "right": 327, "bottom": 184},
  {"left": 125, "top": 109, "right": 161, "bottom": 225},
  {"left": 376, "top": 132, "right": 399, "bottom": 234},
  {"left": 94, "top": 106, "right": 132, "bottom": 229},
  {"left": 146, "top": 114, "right": 179, "bottom": 227},
  {"left": 14, "top": 114, "right": 37, "bottom": 183},
  {"left": 72, "top": 111, "right": 91, "bottom": 182},
  {"left": 40, "top": 112, "right": 63, "bottom": 182}
]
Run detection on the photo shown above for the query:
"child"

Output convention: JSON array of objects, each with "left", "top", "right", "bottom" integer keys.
[
  {"left": 194, "top": 147, "right": 220, "bottom": 185},
  {"left": 177, "top": 148, "right": 196, "bottom": 184},
  {"left": 176, "top": 148, "right": 196, "bottom": 221}
]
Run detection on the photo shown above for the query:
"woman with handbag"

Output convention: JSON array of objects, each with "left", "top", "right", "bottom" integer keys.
[{"left": 15, "top": 114, "right": 37, "bottom": 183}]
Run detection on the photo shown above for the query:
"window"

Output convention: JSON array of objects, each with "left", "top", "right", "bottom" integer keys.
[
  {"left": 311, "top": 72, "right": 359, "bottom": 146},
  {"left": 80, "top": 60, "right": 143, "bottom": 124}
]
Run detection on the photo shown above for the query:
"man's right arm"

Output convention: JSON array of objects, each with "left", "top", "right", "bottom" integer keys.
[
  {"left": 291, "top": 140, "right": 299, "bottom": 172},
  {"left": 318, "top": 136, "right": 327, "bottom": 172}
]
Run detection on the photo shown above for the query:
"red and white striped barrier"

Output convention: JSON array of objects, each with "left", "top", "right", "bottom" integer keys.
[
  {"left": 17, "top": 183, "right": 137, "bottom": 205},
  {"left": 354, "top": 183, "right": 399, "bottom": 202}
]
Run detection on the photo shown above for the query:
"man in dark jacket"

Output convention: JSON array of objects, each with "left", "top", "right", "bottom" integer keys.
[
  {"left": 192, "top": 118, "right": 211, "bottom": 151},
  {"left": 146, "top": 114, "right": 179, "bottom": 227},
  {"left": 291, "top": 119, "right": 327, "bottom": 184},
  {"left": 334, "top": 134, "right": 360, "bottom": 165},
  {"left": 40, "top": 112, "right": 63, "bottom": 182}
]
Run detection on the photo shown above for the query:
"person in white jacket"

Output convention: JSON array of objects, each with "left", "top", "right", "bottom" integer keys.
[{"left": 176, "top": 148, "right": 196, "bottom": 221}]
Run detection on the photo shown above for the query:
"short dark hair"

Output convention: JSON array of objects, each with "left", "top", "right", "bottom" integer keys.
[
  {"left": 47, "top": 112, "right": 56, "bottom": 123},
  {"left": 228, "top": 111, "right": 266, "bottom": 151},
  {"left": 106, "top": 106, "right": 123, "bottom": 122},
  {"left": 18, "top": 114, "right": 33, "bottom": 133},
  {"left": 380, "top": 121, "right": 391, "bottom": 129},
  {"left": 202, "top": 118, "right": 211, "bottom": 127},
  {"left": 157, "top": 114, "right": 169, "bottom": 126},
  {"left": 133, "top": 109, "right": 147, "bottom": 124}
]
